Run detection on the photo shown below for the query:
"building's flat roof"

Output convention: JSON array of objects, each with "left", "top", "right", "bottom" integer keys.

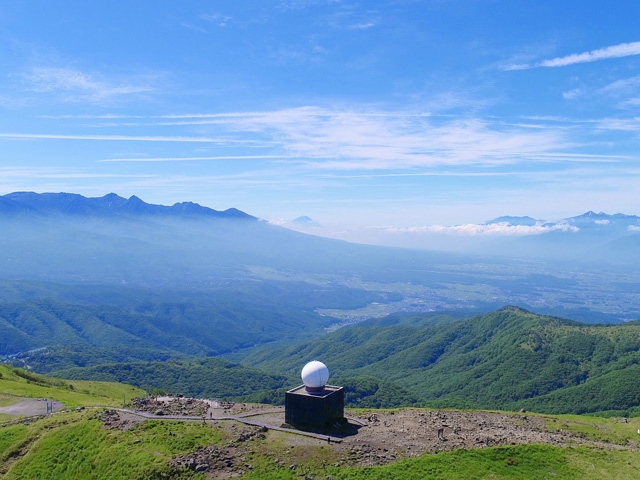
[{"left": 286, "top": 385, "right": 343, "bottom": 398}]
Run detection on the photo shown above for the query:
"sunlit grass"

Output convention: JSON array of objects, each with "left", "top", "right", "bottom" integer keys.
[{"left": 0, "top": 364, "right": 144, "bottom": 410}]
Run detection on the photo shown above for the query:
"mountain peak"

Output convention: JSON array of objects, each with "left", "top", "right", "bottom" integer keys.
[
  {"left": 564, "top": 211, "right": 640, "bottom": 228},
  {"left": 289, "top": 216, "right": 321, "bottom": 228},
  {"left": 292, "top": 216, "right": 314, "bottom": 224}
]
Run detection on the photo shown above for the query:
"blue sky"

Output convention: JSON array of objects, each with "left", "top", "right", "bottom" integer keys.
[{"left": 1, "top": 1, "right": 640, "bottom": 246}]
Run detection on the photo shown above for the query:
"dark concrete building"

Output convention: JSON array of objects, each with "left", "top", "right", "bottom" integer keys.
[
  {"left": 285, "top": 360, "right": 344, "bottom": 429},
  {"left": 285, "top": 384, "right": 344, "bottom": 428}
]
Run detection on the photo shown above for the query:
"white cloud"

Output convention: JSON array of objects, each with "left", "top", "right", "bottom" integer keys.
[
  {"left": 152, "top": 107, "right": 571, "bottom": 170},
  {"left": 24, "top": 67, "right": 154, "bottom": 103},
  {"left": 505, "top": 41, "right": 640, "bottom": 70},
  {"left": 600, "top": 75, "right": 640, "bottom": 94},
  {"left": 594, "top": 219, "right": 610, "bottom": 225},
  {"left": 502, "top": 63, "right": 530, "bottom": 71},
  {"left": 376, "top": 222, "right": 579, "bottom": 237},
  {"left": 595, "top": 118, "right": 640, "bottom": 132},
  {"left": 562, "top": 88, "right": 585, "bottom": 100},
  {"left": 540, "top": 41, "right": 640, "bottom": 67},
  {"left": 347, "top": 22, "right": 376, "bottom": 30},
  {"left": 200, "top": 13, "right": 232, "bottom": 26},
  {"left": 629, "top": 225, "right": 640, "bottom": 232},
  {"left": 13, "top": 107, "right": 609, "bottom": 172}
]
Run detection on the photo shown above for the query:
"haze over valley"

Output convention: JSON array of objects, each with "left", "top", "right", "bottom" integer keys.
[{"left": 1, "top": 192, "right": 639, "bottom": 365}]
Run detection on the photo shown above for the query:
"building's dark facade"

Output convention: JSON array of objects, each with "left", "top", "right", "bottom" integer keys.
[{"left": 285, "top": 385, "right": 344, "bottom": 428}]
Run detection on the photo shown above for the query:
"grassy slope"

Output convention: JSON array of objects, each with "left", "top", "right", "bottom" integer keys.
[
  {"left": 1, "top": 413, "right": 222, "bottom": 479},
  {"left": 0, "top": 364, "right": 143, "bottom": 417}
]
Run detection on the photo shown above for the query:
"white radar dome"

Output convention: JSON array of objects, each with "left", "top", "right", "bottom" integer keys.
[{"left": 301, "top": 361, "right": 329, "bottom": 388}]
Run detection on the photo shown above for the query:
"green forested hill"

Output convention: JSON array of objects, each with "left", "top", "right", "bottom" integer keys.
[
  {"left": 14, "top": 306, "right": 640, "bottom": 415},
  {"left": 0, "top": 279, "right": 387, "bottom": 358},
  {"left": 243, "top": 307, "right": 640, "bottom": 415},
  {"left": 52, "top": 357, "right": 289, "bottom": 400},
  {"left": 51, "top": 357, "right": 418, "bottom": 408}
]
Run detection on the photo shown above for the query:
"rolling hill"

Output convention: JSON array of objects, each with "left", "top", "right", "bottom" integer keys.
[
  {"left": 23, "top": 307, "right": 640, "bottom": 416},
  {"left": 242, "top": 307, "right": 640, "bottom": 415}
]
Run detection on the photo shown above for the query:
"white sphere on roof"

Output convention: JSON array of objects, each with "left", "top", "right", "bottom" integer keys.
[{"left": 301, "top": 361, "right": 329, "bottom": 388}]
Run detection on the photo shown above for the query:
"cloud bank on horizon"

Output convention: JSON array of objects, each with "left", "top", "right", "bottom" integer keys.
[{"left": 1, "top": 1, "right": 640, "bottom": 248}]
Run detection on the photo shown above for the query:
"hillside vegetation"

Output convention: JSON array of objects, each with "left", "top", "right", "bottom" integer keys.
[
  {"left": 0, "top": 279, "right": 385, "bottom": 358},
  {"left": 52, "top": 357, "right": 288, "bottom": 400},
  {"left": 36, "top": 307, "right": 640, "bottom": 416},
  {"left": 244, "top": 307, "right": 640, "bottom": 415},
  {"left": 0, "top": 364, "right": 142, "bottom": 414},
  {"left": 49, "top": 357, "right": 419, "bottom": 409}
]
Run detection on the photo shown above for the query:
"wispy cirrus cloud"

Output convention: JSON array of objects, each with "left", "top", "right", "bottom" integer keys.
[
  {"left": 199, "top": 13, "right": 232, "bottom": 27},
  {"left": 504, "top": 41, "right": 640, "bottom": 71},
  {"left": 594, "top": 117, "right": 640, "bottom": 132},
  {"left": 562, "top": 88, "right": 586, "bottom": 100},
  {"left": 347, "top": 22, "right": 377, "bottom": 30},
  {"left": 150, "top": 107, "right": 573, "bottom": 170},
  {"left": 600, "top": 75, "right": 640, "bottom": 95},
  {"left": 3, "top": 107, "right": 600, "bottom": 171},
  {"left": 22, "top": 67, "right": 156, "bottom": 103}
]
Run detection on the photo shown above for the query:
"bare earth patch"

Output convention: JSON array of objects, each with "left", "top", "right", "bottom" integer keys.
[{"left": 245, "top": 408, "right": 629, "bottom": 467}]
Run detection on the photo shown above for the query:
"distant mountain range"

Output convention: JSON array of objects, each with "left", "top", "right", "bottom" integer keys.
[
  {"left": 2, "top": 192, "right": 638, "bottom": 236},
  {"left": 479, "top": 211, "right": 640, "bottom": 262},
  {"left": 486, "top": 211, "right": 640, "bottom": 232},
  {"left": 0, "top": 192, "right": 254, "bottom": 220}
]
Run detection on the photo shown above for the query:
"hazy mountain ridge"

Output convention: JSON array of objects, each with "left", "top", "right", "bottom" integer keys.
[
  {"left": 485, "top": 215, "right": 539, "bottom": 226},
  {"left": 0, "top": 191, "right": 255, "bottom": 220},
  {"left": 565, "top": 211, "right": 640, "bottom": 227},
  {"left": 476, "top": 211, "right": 640, "bottom": 262},
  {"left": 486, "top": 211, "right": 640, "bottom": 231}
]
